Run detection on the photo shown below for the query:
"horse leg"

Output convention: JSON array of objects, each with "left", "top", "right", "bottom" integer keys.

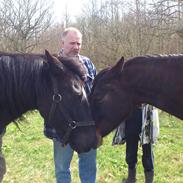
[{"left": 0, "top": 132, "right": 6, "bottom": 183}]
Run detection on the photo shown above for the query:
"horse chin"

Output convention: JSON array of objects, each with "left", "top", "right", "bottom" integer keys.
[
  {"left": 69, "top": 131, "right": 98, "bottom": 153},
  {"left": 70, "top": 144, "right": 91, "bottom": 154}
]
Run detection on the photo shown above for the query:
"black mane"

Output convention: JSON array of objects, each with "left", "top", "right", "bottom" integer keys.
[{"left": 0, "top": 52, "right": 49, "bottom": 125}]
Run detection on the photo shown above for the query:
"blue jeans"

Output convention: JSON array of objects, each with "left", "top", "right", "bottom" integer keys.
[{"left": 53, "top": 139, "right": 96, "bottom": 183}]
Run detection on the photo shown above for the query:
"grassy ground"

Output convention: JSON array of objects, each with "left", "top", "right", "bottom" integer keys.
[{"left": 2, "top": 111, "right": 183, "bottom": 183}]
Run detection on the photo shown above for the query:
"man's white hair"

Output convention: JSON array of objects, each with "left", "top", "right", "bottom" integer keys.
[{"left": 61, "top": 27, "right": 82, "bottom": 40}]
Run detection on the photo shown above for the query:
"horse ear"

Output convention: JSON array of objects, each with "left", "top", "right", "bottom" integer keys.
[
  {"left": 45, "top": 49, "right": 52, "bottom": 61},
  {"left": 112, "top": 56, "right": 125, "bottom": 74},
  {"left": 117, "top": 56, "right": 125, "bottom": 72},
  {"left": 45, "top": 49, "right": 64, "bottom": 74}
]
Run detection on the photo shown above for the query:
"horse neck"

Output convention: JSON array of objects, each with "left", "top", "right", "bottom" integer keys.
[
  {"left": 123, "top": 57, "right": 183, "bottom": 120},
  {"left": 0, "top": 55, "right": 45, "bottom": 124}
]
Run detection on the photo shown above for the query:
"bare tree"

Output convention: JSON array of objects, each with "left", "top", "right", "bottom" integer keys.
[
  {"left": 150, "top": 0, "right": 183, "bottom": 53},
  {"left": 35, "top": 23, "right": 65, "bottom": 53},
  {"left": 0, "top": 0, "right": 53, "bottom": 52},
  {"left": 76, "top": 0, "right": 157, "bottom": 68}
]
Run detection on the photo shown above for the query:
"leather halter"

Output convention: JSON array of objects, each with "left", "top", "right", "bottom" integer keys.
[{"left": 47, "top": 76, "right": 95, "bottom": 146}]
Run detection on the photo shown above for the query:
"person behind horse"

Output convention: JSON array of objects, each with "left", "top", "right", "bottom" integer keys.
[
  {"left": 44, "top": 27, "right": 97, "bottom": 183},
  {"left": 113, "top": 104, "right": 159, "bottom": 183},
  {"left": 0, "top": 128, "right": 6, "bottom": 182}
]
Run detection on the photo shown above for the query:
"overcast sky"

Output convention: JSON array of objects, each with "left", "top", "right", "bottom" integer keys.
[{"left": 53, "top": 0, "right": 86, "bottom": 23}]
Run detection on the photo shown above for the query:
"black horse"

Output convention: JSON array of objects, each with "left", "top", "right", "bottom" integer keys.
[
  {"left": 0, "top": 50, "right": 97, "bottom": 153},
  {"left": 90, "top": 54, "right": 183, "bottom": 137}
]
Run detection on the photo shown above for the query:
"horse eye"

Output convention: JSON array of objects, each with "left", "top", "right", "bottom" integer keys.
[{"left": 73, "top": 83, "right": 82, "bottom": 94}]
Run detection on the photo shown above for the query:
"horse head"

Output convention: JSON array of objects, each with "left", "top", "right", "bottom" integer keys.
[
  {"left": 90, "top": 57, "right": 133, "bottom": 137},
  {"left": 37, "top": 50, "right": 97, "bottom": 153}
]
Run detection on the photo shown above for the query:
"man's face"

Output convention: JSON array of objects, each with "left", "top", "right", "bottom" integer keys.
[{"left": 61, "top": 31, "right": 82, "bottom": 57}]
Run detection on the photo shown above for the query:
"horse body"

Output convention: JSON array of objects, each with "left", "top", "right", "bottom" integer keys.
[
  {"left": 0, "top": 50, "right": 97, "bottom": 153},
  {"left": 124, "top": 55, "right": 183, "bottom": 119},
  {"left": 90, "top": 55, "right": 183, "bottom": 137}
]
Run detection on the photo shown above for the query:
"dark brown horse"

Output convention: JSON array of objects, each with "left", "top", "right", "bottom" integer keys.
[
  {"left": 0, "top": 50, "right": 97, "bottom": 153},
  {"left": 90, "top": 54, "right": 183, "bottom": 137}
]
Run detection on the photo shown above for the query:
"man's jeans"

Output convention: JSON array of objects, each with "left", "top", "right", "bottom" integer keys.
[{"left": 53, "top": 139, "right": 96, "bottom": 183}]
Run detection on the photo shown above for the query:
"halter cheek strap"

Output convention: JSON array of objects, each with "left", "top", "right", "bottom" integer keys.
[{"left": 47, "top": 76, "right": 95, "bottom": 146}]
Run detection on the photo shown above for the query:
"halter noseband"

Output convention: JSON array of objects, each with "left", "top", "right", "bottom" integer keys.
[{"left": 47, "top": 76, "right": 95, "bottom": 146}]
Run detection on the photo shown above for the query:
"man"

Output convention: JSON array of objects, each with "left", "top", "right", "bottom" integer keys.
[
  {"left": 44, "top": 27, "right": 97, "bottom": 183},
  {"left": 0, "top": 128, "right": 6, "bottom": 182},
  {"left": 113, "top": 105, "right": 159, "bottom": 183}
]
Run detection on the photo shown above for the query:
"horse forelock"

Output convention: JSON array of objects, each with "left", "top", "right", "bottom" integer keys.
[
  {"left": 59, "top": 57, "right": 88, "bottom": 81},
  {"left": 93, "top": 68, "right": 110, "bottom": 86}
]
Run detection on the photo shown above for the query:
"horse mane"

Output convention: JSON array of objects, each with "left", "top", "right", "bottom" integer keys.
[
  {"left": 125, "top": 54, "right": 183, "bottom": 67},
  {"left": 0, "top": 52, "right": 46, "bottom": 89},
  {"left": 58, "top": 56, "right": 88, "bottom": 81},
  {"left": 0, "top": 52, "right": 48, "bottom": 122}
]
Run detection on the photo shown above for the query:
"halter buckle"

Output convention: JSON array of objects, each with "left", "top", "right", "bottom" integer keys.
[
  {"left": 53, "top": 94, "right": 62, "bottom": 102},
  {"left": 69, "top": 121, "right": 77, "bottom": 129}
]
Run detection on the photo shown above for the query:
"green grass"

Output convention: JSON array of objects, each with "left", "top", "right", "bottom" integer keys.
[{"left": 2, "top": 111, "right": 183, "bottom": 183}]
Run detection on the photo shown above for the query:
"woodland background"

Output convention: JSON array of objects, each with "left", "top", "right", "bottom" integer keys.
[
  {"left": 1, "top": 0, "right": 183, "bottom": 70},
  {"left": 1, "top": 0, "right": 183, "bottom": 182}
]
